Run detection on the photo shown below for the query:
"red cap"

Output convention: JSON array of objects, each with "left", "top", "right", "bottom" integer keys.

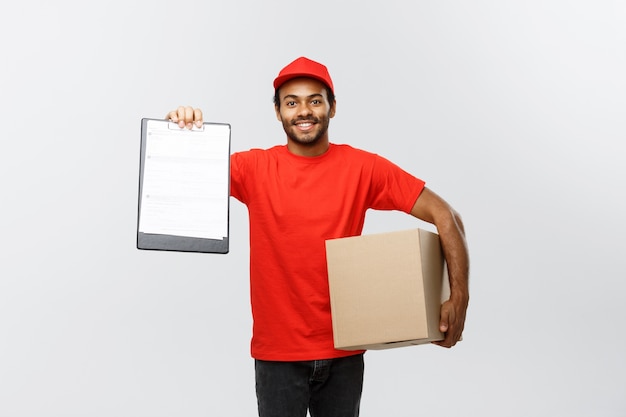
[{"left": 273, "top": 57, "right": 334, "bottom": 94}]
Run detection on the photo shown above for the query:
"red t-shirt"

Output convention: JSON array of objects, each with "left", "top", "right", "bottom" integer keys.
[{"left": 230, "top": 143, "right": 425, "bottom": 361}]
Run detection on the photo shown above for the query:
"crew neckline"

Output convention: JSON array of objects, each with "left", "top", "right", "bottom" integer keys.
[{"left": 279, "top": 143, "right": 336, "bottom": 163}]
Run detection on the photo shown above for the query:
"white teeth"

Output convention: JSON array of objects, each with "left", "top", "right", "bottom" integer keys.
[{"left": 297, "top": 123, "right": 312, "bottom": 127}]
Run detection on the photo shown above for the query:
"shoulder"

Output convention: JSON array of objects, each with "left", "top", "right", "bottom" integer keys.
[
  {"left": 332, "top": 144, "right": 417, "bottom": 183},
  {"left": 330, "top": 143, "right": 378, "bottom": 159},
  {"left": 330, "top": 144, "right": 398, "bottom": 170}
]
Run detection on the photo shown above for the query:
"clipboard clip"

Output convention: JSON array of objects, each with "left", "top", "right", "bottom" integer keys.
[{"left": 168, "top": 122, "right": 205, "bottom": 132}]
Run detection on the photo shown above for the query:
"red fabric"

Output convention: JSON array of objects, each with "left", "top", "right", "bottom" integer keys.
[{"left": 230, "top": 144, "right": 425, "bottom": 361}]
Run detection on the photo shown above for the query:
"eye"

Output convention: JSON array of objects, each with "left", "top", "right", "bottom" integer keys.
[
  {"left": 311, "top": 99, "right": 321, "bottom": 105},
  {"left": 286, "top": 101, "right": 296, "bottom": 107}
]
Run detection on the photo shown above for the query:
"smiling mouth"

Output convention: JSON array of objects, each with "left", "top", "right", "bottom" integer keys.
[{"left": 294, "top": 120, "right": 316, "bottom": 130}]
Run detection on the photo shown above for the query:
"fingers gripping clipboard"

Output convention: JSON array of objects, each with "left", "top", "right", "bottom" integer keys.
[{"left": 137, "top": 118, "right": 231, "bottom": 253}]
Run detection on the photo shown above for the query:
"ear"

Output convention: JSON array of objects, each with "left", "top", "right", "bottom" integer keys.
[
  {"left": 274, "top": 104, "right": 282, "bottom": 122},
  {"left": 329, "top": 100, "right": 337, "bottom": 119}
]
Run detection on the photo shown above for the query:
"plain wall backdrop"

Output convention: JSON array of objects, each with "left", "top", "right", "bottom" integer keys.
[{"left": 1, "top": 1, "right": 624, "bottom": 416}]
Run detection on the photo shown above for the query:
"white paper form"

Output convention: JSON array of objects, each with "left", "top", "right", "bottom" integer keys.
[{"left": 138, "top": 120, "right": 230, "bottom": 239}]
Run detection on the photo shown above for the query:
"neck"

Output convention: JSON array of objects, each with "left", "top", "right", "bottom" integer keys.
[{"left": 286, "top": 137, "right": 330, "bottom": 157}]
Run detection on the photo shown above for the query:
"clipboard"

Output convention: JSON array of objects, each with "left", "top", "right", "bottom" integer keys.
[{"left": 137, "top": 118, "right": 231, "bottom": 253}]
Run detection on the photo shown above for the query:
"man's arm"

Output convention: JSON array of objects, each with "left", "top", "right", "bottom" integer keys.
[{"left": 410, "top": 187, "right": 469, "bottom": 348}]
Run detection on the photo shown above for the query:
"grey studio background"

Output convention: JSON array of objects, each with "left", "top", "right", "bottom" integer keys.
[{"left": 1, "top": 1, "right": 624, "bottom": 416}]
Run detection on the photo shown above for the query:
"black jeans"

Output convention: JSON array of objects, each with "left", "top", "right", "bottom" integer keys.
[{"left": 255, "top": 353, "right": 364, "bottom": 417}]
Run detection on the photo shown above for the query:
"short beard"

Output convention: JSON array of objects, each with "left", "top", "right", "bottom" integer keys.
[{"left": 283, "top": 115, "right": 331, "bottom": 147}]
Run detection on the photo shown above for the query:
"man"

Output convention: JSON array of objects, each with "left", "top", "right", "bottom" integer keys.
[{"left": 166, "top": 56, "right": 469, "bottom": 417}]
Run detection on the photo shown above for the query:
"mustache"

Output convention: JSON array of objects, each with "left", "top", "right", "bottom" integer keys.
[{"left": 291, "top": 116, "right": 320, "bottom": 125}]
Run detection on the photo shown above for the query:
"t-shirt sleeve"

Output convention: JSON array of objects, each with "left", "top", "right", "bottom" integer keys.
[
  {"left": 230, "top": 151, "right": 248, "bottom": 203},
  {"left": 367, "top": 154, "right": 426, "bottom": 213}
]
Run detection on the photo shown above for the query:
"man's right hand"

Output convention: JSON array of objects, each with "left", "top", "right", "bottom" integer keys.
[{"left": 165, "top": 106, "right": 204, "bottom": 129}]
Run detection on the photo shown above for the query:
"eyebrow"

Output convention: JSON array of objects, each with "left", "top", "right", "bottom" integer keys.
[{"left": 282, "top": 93, "right": 324, "bottom": 102}]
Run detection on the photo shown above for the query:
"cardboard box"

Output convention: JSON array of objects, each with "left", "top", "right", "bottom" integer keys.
[{"left": 325, "top": 228, "right": 450, "bottom": 350}]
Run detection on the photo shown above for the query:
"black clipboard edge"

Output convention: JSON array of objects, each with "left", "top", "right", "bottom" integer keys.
[{"left": 137, "top": 232, "right": 229, "bottom": 254}]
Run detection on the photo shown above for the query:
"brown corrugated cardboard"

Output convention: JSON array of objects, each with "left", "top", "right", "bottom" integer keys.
[{"left": 325, "top": 228, "right": 450, "bottom": 350}]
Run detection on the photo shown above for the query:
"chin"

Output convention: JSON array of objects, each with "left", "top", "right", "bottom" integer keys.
[{"left": 289, "top": 134, "right": 322, "bottom": 146}]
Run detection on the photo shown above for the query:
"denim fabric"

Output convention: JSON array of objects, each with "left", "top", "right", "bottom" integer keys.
[{"left": 255, "top": 353, "right": 364, "bottom": 417}]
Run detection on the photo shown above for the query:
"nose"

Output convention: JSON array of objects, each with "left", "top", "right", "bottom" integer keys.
[{"left": 296, "top": 102, "right": 313, "bottom": 117}]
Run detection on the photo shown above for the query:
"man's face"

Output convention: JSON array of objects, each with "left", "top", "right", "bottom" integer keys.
[{"left": 275, "top": 77, "right": 336, "bottom": 147}]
